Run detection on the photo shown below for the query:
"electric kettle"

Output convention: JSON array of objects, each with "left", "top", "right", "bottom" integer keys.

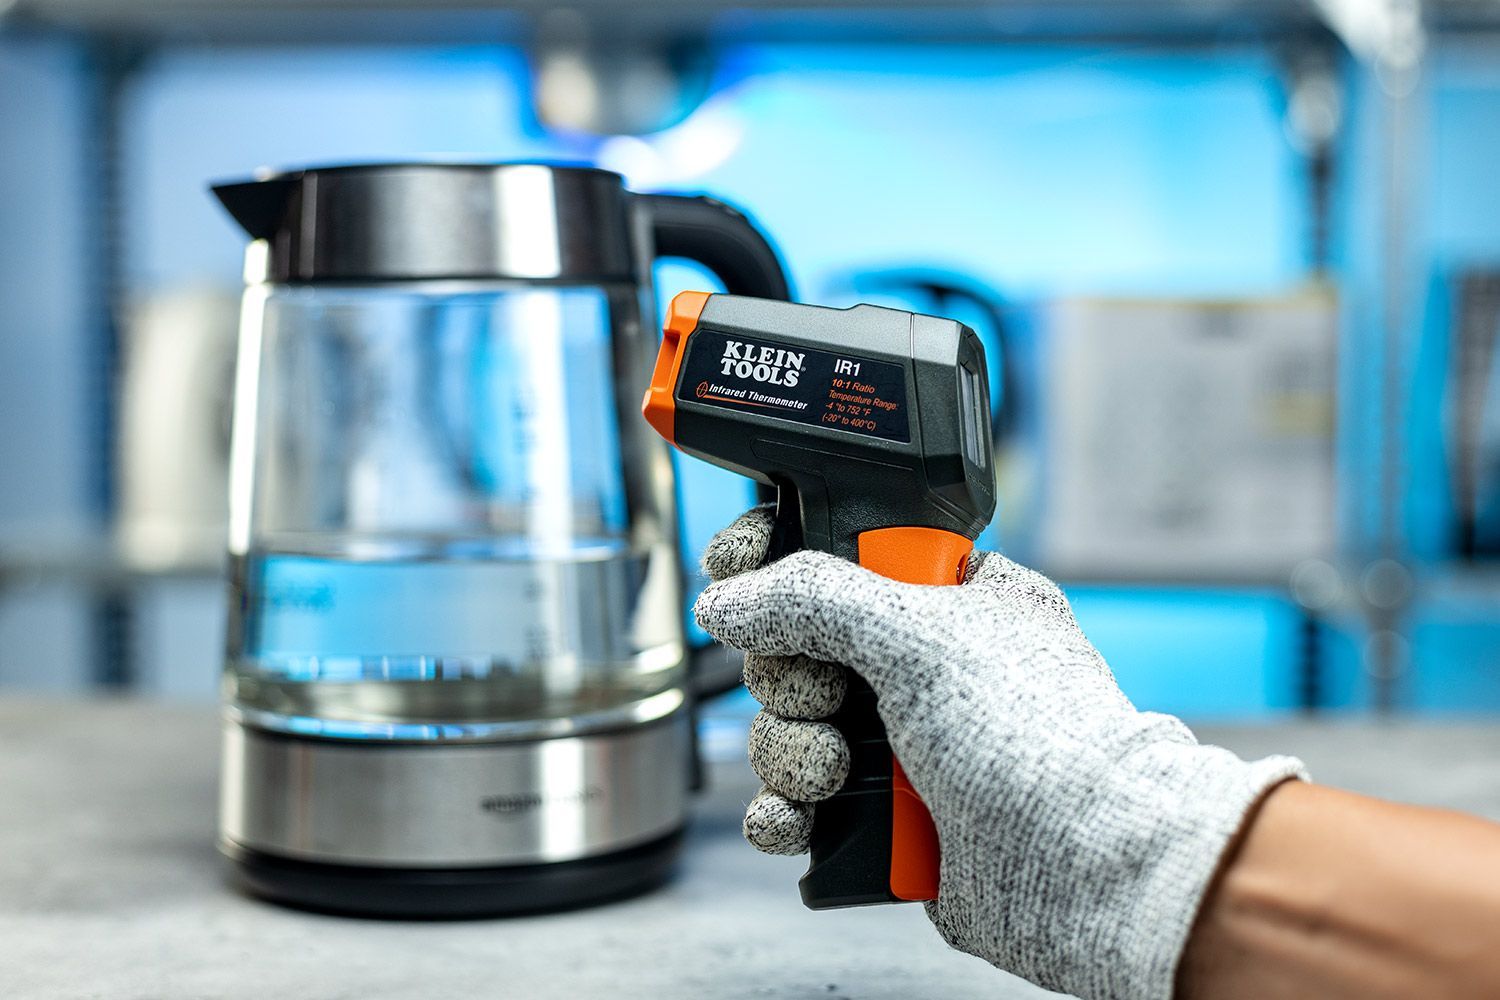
[{"left": 211, "top": 162, "right": 790, "bottom": 916}]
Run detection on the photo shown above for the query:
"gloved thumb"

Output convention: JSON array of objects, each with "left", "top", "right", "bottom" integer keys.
[{"left": 700, "top": 504, "right": 776, "bottom": 582}]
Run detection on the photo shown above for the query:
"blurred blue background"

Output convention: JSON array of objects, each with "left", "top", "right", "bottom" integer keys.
[{"left": 1, "top": 1, "right": 1498, "bottom": 718}]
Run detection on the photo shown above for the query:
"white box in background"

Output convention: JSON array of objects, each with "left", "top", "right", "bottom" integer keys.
[{"left": 1036, "top": 290, "right": 1337, "bottom": 582}]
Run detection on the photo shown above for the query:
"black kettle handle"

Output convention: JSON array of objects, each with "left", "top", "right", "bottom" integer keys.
[
  {"left": 644, "top": 193, "right": 792, "bottom": 701},
  {"left": 643, "top": 194, "right": 793, "bottom": 303}
]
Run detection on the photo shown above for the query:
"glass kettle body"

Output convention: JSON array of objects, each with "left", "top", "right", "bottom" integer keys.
[{"left": 212, "top": 163, "right": 790, "bottom": 916}]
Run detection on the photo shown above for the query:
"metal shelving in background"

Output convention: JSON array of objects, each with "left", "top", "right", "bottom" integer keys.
[
  {"left": 0, "top": 0, "right": 1491, "bottom": 712},
  {"left": 9, "top": 0, "right": 1500, "bottom": 45},
  {"left": 7, "top": 0, "right": 1330, "bottom": 46}
]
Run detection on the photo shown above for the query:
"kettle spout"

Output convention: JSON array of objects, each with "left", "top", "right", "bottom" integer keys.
[{"left": 212, "top": 177, "right": 298, "bottom": 241}]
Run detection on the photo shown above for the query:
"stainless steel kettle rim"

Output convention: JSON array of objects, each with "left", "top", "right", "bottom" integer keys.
[
  {"left": 228, "top": 160, "right": 625, "bottom": 181},
  {"left": 212, "top": 161, "right": 640, "bottom": 284}
]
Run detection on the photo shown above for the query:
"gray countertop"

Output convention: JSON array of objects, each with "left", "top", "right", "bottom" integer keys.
[{"left": 5, "top": 701, "right": 1500, "bottom": 1000}]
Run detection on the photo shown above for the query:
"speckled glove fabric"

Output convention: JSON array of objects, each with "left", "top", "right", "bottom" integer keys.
[{"left": 697, "top": 506, "right": 1307, "bottom": 1000}]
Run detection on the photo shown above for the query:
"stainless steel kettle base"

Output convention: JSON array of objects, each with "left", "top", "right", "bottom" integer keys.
[
  {"left": 218, "top": 708, "right": 693, "bottom": 917},
  {"left": 222, "top": 829, "right": 684, "bottom": 919},
  {"left": 221, "top": 709, "right": 690, "bottom": 860}
]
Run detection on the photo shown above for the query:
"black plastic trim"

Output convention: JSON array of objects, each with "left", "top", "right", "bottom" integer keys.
[{"left": 223, "top": 828, "right": 684, "bottom": 919}]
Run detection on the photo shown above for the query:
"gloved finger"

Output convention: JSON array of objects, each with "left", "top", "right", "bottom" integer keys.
[
  {"left": 694, "top": 549, "right": 894, "bottom": 660},
  {"left": 743, "top": 785, "right": 813, "bottom": 856},
  {"left": 747, "top": 710, "right": 850, "bottom": 802},
  {"left": 743, "top": 653, "right": 846, "bottom": 720},
  {"left": 697, "top": 548, "right": 1064, "bottom": 693},
  {"left": 700, "top": 504, "right": 776, "bottom": 582},
  {"left": 965, "top": 550, "right": 1079, "bottom": 627},
  {"left": 962, "top": 548, "right": 1009, "bottom": 585}
]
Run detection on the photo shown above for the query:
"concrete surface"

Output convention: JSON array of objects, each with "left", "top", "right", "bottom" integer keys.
[{"left": 4, "top": 700, "right": 1500, "bottom": 999}]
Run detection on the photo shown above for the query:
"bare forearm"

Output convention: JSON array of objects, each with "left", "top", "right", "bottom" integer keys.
[{"left": 1178, "top": 780, "right": 1500, "bottom": 999}]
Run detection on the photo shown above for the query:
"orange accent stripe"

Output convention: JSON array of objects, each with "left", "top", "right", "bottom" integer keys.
[
  {"left": 857, "top": 526, "right": 974, "bottom": 902},
  {"left": 889, "top": 757, "right": 941, "bottom": 900},
  {"left": 642, "top": 290, "right": 712, "bottom": 443},
  {"left": 856, "top": 526, "right": 973, "bottom": 586}
]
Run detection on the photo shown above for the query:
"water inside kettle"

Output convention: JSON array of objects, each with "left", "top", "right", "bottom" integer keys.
[{"left": 226, "top": 533, "right": 685, "bottom": 740}]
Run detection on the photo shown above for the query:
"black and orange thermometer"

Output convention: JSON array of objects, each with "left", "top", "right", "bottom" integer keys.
[{"left": 643, "top": 291, "right": 996, "bottom": 908}]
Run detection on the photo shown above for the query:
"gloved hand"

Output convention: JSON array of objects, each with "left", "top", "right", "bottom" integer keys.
[{"left": 696, "top": 506, "right": 1307, "bottom": 1000}]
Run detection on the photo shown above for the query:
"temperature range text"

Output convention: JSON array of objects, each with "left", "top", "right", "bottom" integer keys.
[{"left": 822, "top": 378, "right": 903, "bottom": 433}]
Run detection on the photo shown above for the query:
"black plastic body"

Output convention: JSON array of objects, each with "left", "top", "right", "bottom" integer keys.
[
  {"left": 671, "top": 296, "right": 995, "bottom": 559},
  {"left": 668, "top": 295, "right": 996, "bottom": 908},
  {"left": 848, "top": 269, "right": 1019, "bottom": 444},
  {"left": 800, "top": 672, "right": 903, "bottom": 907}
]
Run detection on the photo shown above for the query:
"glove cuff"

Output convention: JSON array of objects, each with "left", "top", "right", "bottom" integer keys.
[{"left": 1080, "top": 748, "right": 1308, "bottom": 1000}]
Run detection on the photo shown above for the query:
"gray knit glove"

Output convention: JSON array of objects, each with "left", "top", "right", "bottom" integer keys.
[{"left": 697, "top": 506, "right": 1306, "bottom": 1000}]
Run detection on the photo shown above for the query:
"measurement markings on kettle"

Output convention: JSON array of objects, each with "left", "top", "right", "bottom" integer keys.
[{"left": 679, "top": 329, "right": 911, "bottom": 441}]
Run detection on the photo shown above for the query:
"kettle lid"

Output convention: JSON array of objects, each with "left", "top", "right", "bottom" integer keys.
[{"left": 210, "top": 162, "right": 637, "bottom": 284}]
